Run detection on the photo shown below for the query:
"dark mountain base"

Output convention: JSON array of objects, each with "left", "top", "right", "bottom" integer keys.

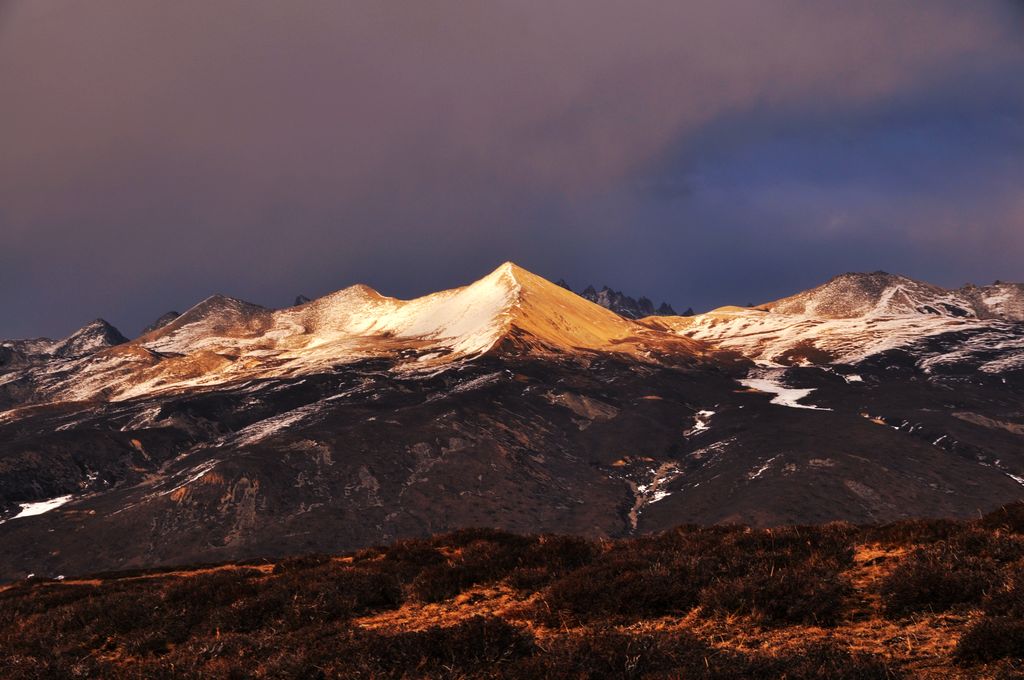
[
  {"left": 1, "top": 349, "right": 1023, "bottom": 581},
  {"left": 5, "top": 506, "right": 1024, "bottom": 679}
]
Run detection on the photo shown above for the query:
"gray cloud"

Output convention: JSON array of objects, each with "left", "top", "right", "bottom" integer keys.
[{"left": 0, "top": 1, "right": 1021, "bottom": 336}]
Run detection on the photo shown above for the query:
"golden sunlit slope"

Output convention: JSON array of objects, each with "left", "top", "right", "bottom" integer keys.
[
  {"left": 487, "top": 263, "right": 707, "bottom": 357},
  {"left": 278, "top": 262, "right": 705, "bottom": 357}
]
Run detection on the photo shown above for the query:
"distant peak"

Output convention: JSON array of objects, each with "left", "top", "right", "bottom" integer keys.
[
  {"left": 197, "top": 293, "right": 247, "bottom": 307},
  {"left": 340, "top": 283, "right": 383, "bottom": 298},
  {"left": 66, "top": 319, "right": 125, "bottom": 340},
  {"left": 765, "top": 271, "right": 974, "bottom": 319},
  {"left": 81, "top": 318, "right": 118, "bottom": 331},
  {"left": 177, "top": 294, "right": 268, "bottom": 319},
  {"left": 828, "top": 271, "right": 902, "bottom": 284},
  {"left": 141, "top": 311, "right": 180, "bottom": 335},
  {"left": 576, "top": 283, "right": 678, "bottom": 320},
  {"left": 50, "top": 318, "right": 128, "bottom": 358}
]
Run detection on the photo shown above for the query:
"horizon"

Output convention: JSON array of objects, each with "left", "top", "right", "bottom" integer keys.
[{"left": 11, "top": 260, "right": 1020, "bottom": 342}]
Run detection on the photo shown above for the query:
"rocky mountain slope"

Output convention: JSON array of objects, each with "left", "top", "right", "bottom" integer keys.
[
  {"left": 644, "top": 272, "right": 1024, "bottom": 369},
  {"left": 0, "top": 319, "right": 127, "bottom": 369},
  {"left": 0, "top": 265, "right": 1021, "bottom": 581}
]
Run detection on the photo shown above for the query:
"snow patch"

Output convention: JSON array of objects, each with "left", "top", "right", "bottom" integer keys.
[
  {"left": 228, "top": 407, "right": 320, "bottom": 447},
  {"left": 6, "top": 495, "right": 74, "bottom": 521},
  {"left": 1006, "top": 472, "right": 1024, "bottom": 488},
  {"left": 747, "top": 456, "right": 780, "bottom": 480},
  {"left": 157, "top": 459, "right": 220, "bottom": 497},
  {"left": 684, "top": 409, "right": 715, "bottom": 436},
  {"left": 739, "top": 370, "right": 831, "bottom": 411},
  {"left": 649, "top": 489, "right": 672, "bottom": 504}
]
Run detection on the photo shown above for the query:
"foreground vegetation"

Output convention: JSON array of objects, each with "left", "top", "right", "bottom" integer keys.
[{"left": 5, "top": 505, "right": 1024, "bottom": 678}]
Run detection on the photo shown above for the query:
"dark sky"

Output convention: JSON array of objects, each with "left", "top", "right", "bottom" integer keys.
[{"left": 2, "top": 1, "right": 1023, "bottom": 339}]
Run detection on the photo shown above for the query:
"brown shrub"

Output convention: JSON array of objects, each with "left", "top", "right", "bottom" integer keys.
[
  {"left": 505, "top": 627, "right": 730, "bottom": 679},
  {"left": 699, "top": 562, "right": 851, "bottom": 626},
  {"left": 984, "top": 561, "right": 1024, "bottom": 618},
  {"left": 955, "top": 617, "right": 1024, "bottom": 665},
  {"left": 877, "top": 531, "right": 1023, "bottom": 618},
  {"left": 505, "top": 534, "right": 599, "bottom": 589},
  {"left": 247, "top": 564, "right": 403, "bottom": 629},
  {"left": 750, "top": 641, "right": 902, "bottom": 679},
  {"left": 375, "top": 538, "right": 446, "bottom": 579},
  {"left": 861, "top": 518, "right": 964, "bottom": 546},
  {"left": 979, "top": 502, "right": 1024, "bottom": 535},
  {"left": 410, "top": 534, "right": 539, "bottom": 602},
  {"left": 539, "top": 556, "right": 697, "bottom": 623},
  {"left": 271, "top": 553, "right": 333, "bottom": 574},
  {"left": 880, "top": 552, "right": 991, "bottom": 618},
  {"left": 409, "top": 563, "right": 477, "bottom": 603},
  {"left": 431, "top": 527, "right": 534, "bottom": 551},
  {"left": 331, "top": 615, "right": 535, "bottom": 678}
]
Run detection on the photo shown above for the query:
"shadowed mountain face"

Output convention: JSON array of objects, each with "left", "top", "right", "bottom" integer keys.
[
  {"left": 0, "top": 264, "right": 1022, "bottom": 581},
  {"left": 556, "top": 279, "right": 678, "bottom": 319}
]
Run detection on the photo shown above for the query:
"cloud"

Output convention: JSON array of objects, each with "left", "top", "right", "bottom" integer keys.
[{"left": 0, "top": 1, "right": 1021, "bottom": 336}]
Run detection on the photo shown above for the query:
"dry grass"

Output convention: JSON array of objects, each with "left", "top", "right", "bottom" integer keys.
[
  {"left": 4, "top": 507, "right": 1024, "bottom": 678},
  {"left": 346, "top": 543, "right": 976, "bottom": 677}
]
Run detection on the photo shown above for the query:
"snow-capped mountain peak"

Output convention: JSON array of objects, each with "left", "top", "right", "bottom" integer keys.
[
  {"left": 284, "top": 262, "right": 524, "bottom": 356},
  {"left": 1, "top": 263, "right": 706, "bottom": 405},
  {"left": 762, "top": 271, "right": 973, "bottom": 319},
  {"left": 958, "top": 281, "right": 1024, "bottom": 320},
  {"left": 282, "top": 261, "right": 681, "bottom": 358},
  {"left": 140, "top": 295, "right": 272, "bottom": 354},
  {"left": 49, "top": 319, "right": 128, "bottom": 359},
  {"left": 649, "top": 271, "right": 1024, "bottom": 367}
]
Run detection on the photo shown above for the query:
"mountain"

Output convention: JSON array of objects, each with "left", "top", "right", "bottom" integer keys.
[
  {"left": 957, "top": 280, "right": 1024, "bottom": 320},
  {"left": 757, "top": 271, "right": 1024, "bottom": 320},
  {"left": 644, "top": 271, "right": 1024, "bottom": 368},
  {"left": 0, "top": 319, "right": 127, "bottom": 370},
  {"left": 140, "top": 311, "right": 181, "bottom": 334},
  {"left": 559, "top": 281, "right": 677, "bottom": 319},
  {"left": 0, "top": 264, "right": 708, "bottom": 408},
  {"left": 49, "top": 319, "right": 128, "bottom": 359},
  {"left": 0, "top": 264, "right": 1022, "bottom": 581}
]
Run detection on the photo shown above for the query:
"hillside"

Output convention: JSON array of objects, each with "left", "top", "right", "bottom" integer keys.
[
  {"left": 5, "top": 508, "right": 1024, "bottom": 678},
  {"left": 646, "top": 271, "right": 1024, "bottom": 367},
  {"left": 0, "top": 265, "right": 1023, "bottom": 581}
]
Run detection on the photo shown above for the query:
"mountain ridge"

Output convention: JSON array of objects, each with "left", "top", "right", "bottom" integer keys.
[
  {"left": 644, "top": 270, "right": 1024, "bottom": 367},
  {"left": 0, "top": 263, "right": 713, "bottom": 407}
]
